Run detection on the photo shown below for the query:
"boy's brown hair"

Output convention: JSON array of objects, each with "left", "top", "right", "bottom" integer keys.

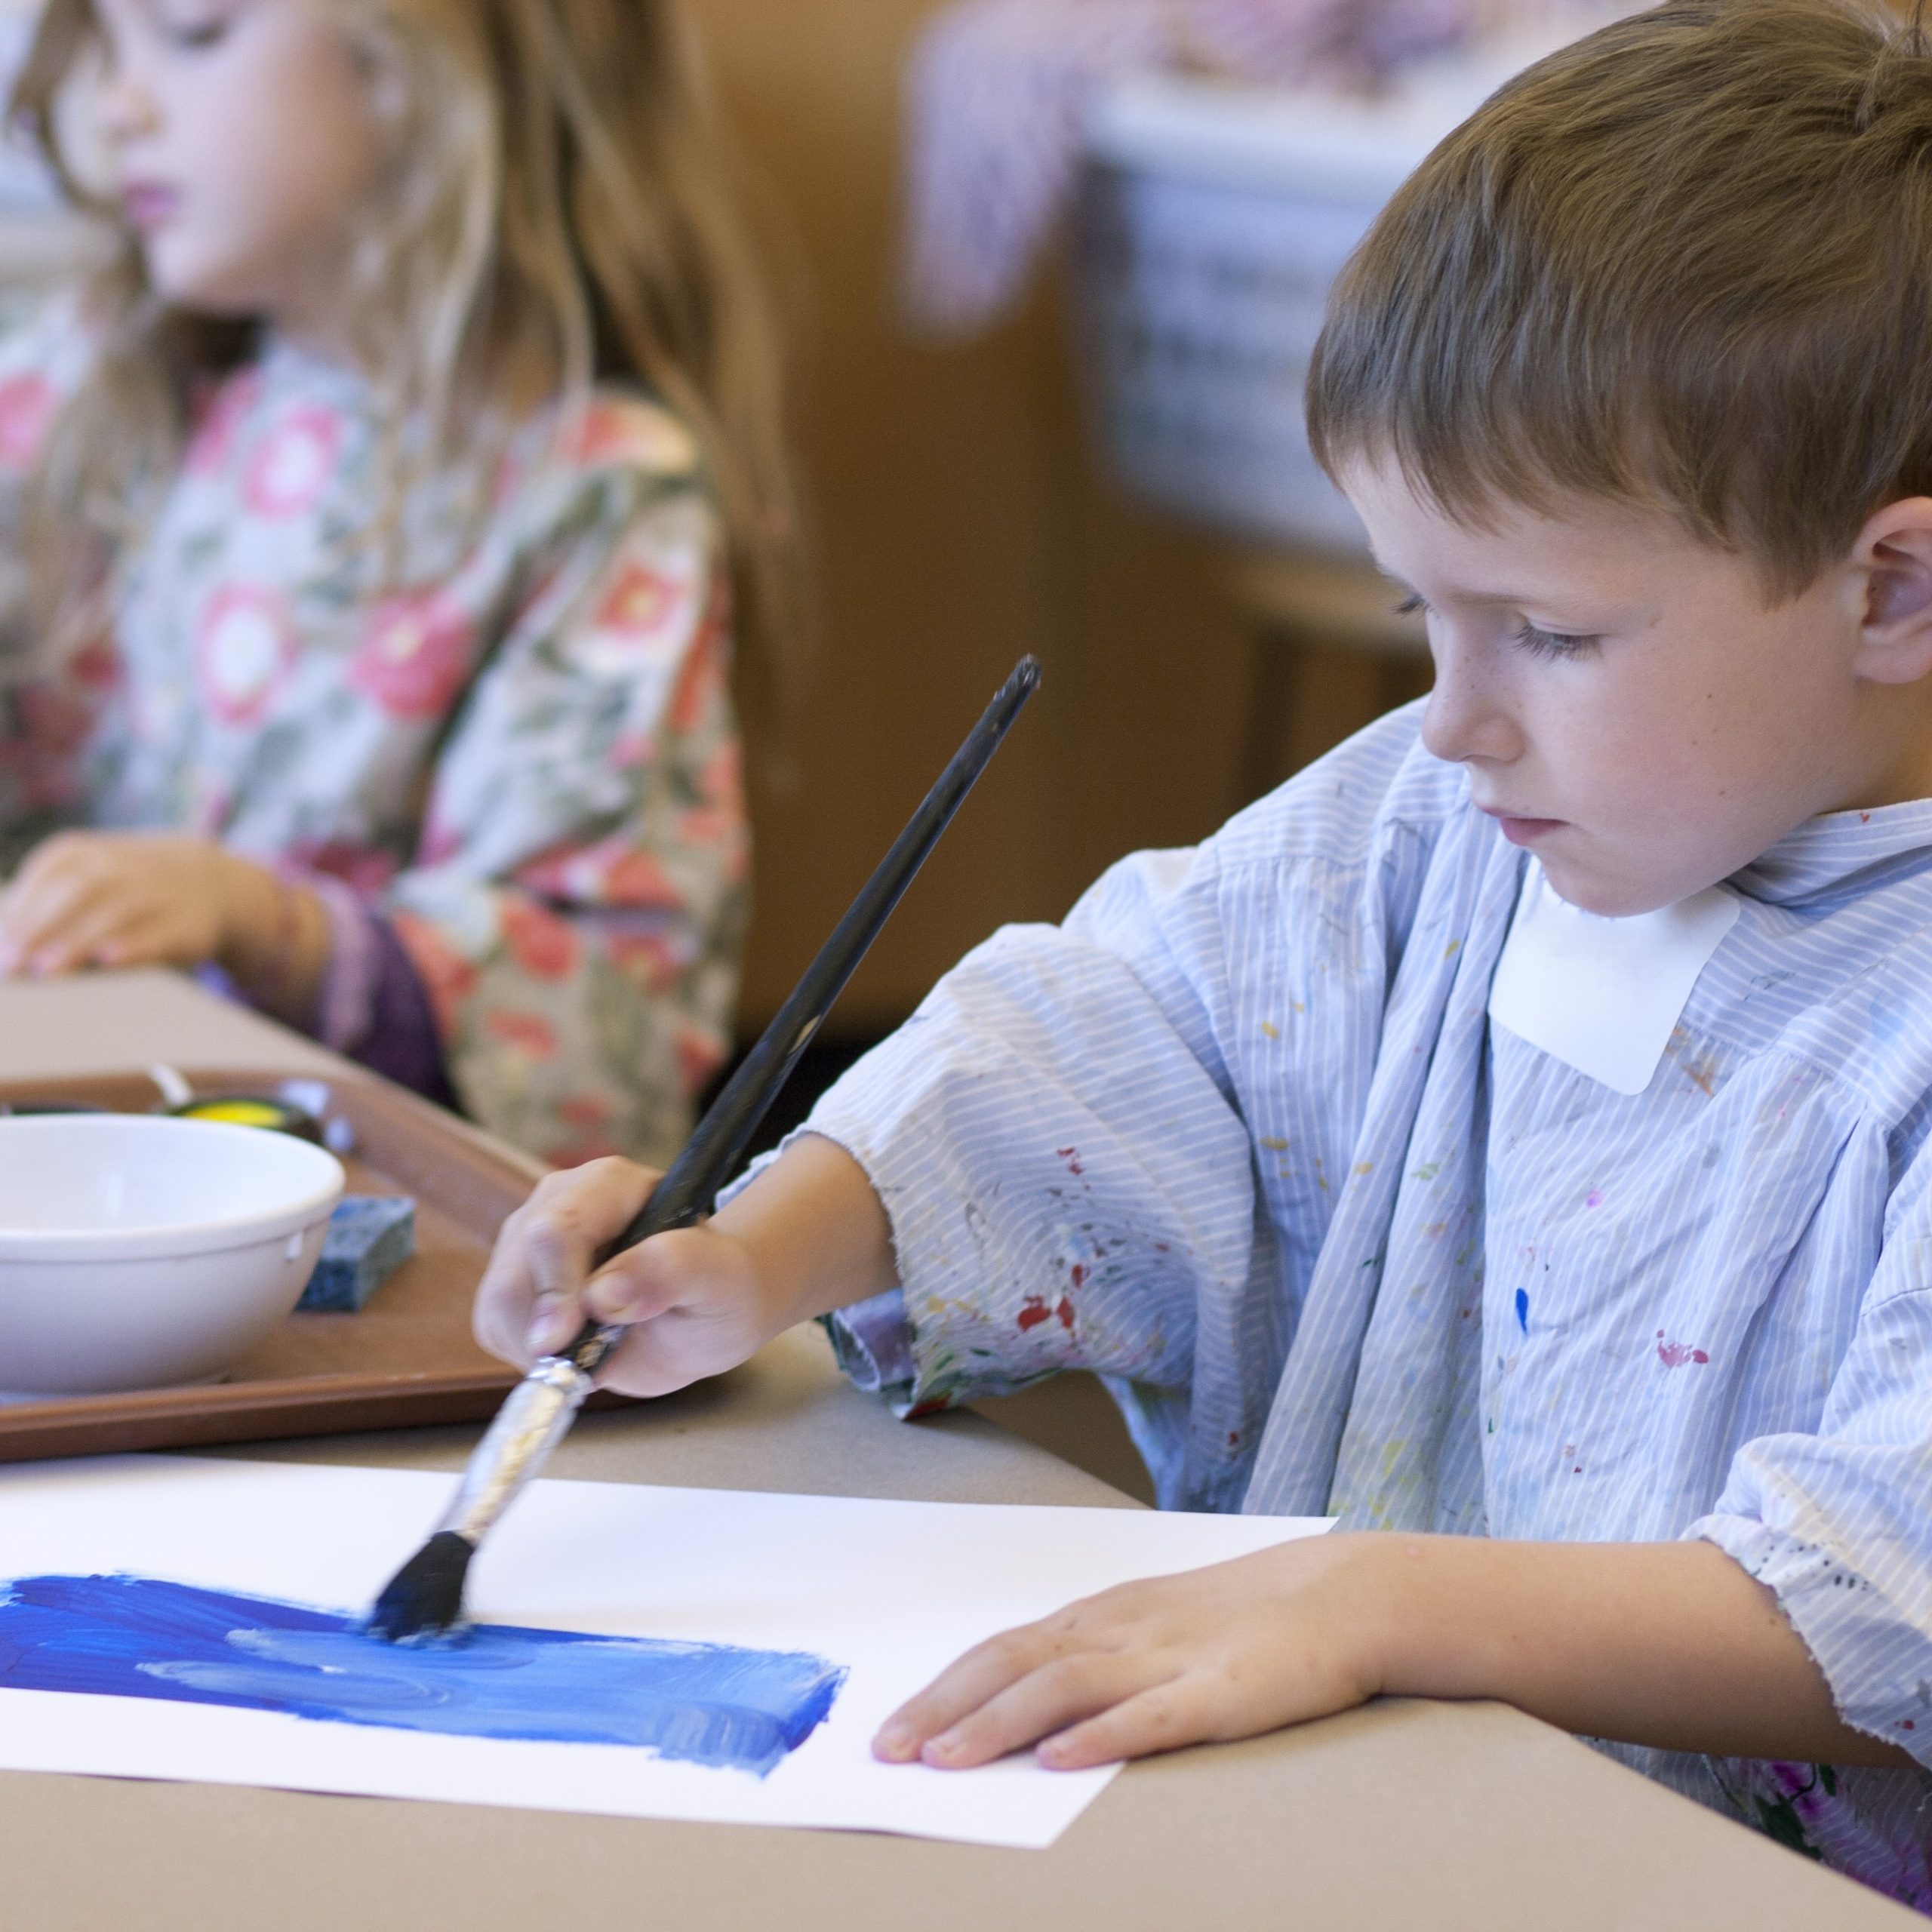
[{"left": 1306, "top": 0, "right": 1932, "bottom": 595}]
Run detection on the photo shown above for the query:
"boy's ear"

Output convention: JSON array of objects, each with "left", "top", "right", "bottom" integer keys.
[{"left": 1855, "top": 497, "right": 1932, "bottom": 685}]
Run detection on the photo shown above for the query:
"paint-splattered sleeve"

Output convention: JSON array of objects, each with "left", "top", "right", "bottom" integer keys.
[
  {"left": 1692, "top": 1131, "right": 1932, "bottom": 1768},
  {"left": 718, "top": 706, "right": 1452, "bottom": 1509},
  {"left": 788, "top": 837, "right": 1263, "bottom": 1419}
]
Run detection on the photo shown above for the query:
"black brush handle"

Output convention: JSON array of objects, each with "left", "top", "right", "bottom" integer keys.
[{"left": 554, "top": 655, "right": 1042, "bottom": 1380}]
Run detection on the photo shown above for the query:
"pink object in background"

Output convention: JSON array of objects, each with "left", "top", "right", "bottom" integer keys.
[
  {"left": 900, "top": 0, "right": 1478, "bottom": 335},
  {"left": 900, "top": 0, "right": 1641, "bottom": 336}
]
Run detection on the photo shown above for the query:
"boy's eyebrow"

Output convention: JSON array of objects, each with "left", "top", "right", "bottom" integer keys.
[
  {"left": 1369, "top": 560, "right": 1611, "bottom": 614},
  {"left": 1370, "top": 565, "right": 1520, "bottom": 608},
  {"left": 1368, "top": 559, "right": 1520, "bottom": 605}
]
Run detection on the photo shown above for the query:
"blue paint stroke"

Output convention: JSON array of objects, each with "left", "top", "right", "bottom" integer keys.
[
  {"left": 1515, "top": 1287, "right": 1530, "bottom": 1334},
  {"left": 0, "top": 1574, "right": 846, "bottom": 1777}
]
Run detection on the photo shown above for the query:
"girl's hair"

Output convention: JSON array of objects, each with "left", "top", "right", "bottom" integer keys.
[
  {"left": 1306, "top": 0, "right": 1932, "bottom": 598},
  {"left": 9, "top": 0, "right": 801, "bottom": 708}
]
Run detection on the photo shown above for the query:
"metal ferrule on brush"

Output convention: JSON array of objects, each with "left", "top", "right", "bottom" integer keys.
[{"left": 435, "top": 1355, "right": 595, "bottom": 1547}]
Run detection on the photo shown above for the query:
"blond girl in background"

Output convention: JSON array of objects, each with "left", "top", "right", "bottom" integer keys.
[{"left": 0, "top": 0, "right": 795, "bottom": 1165}]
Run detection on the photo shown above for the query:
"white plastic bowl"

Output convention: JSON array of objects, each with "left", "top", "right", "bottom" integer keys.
[{"left": 0, "top": 1114, "right": 346, "bottom": 1395}]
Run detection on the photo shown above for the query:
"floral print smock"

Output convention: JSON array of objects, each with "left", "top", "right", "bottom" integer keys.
[{"left": 0, "top": 317, "right": 746, "bottom": 1167}]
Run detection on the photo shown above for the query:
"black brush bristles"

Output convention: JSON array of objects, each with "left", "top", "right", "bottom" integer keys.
[{"left": 368, "top": 1530, "right": 476, "bottom": 1643}]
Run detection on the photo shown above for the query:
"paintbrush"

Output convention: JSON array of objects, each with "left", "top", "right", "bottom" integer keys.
[{"left": 368, "top": 655, "right": 1042, "bottom": 1643}]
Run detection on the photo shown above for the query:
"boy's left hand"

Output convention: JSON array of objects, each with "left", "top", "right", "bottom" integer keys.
[{"left": 872, "top": 1532, "right": 1387, "bottom": 1773}]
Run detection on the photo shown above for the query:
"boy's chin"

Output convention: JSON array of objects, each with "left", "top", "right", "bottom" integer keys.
[{"left": 1539, "top": 856, "right": 1689, "bottom": 921}]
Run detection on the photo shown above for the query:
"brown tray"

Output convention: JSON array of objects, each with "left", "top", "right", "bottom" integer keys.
[{"left": 0, "top": 1066, "right": 583, "bottom": 1462}]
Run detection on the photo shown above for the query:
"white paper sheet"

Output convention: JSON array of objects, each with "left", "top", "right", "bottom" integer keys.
[{"left": 0, "top": 1456, "right": 1330, "bottom": 1847}]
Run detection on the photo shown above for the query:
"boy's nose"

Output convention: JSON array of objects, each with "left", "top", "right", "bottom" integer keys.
[{"left": 1419, "top": 638, "right": 1523, "bottom": 769}]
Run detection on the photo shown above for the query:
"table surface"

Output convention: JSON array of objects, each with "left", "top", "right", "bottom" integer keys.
[{"left": 0, "top": 971, "right": 1915, "bottom": 1930}]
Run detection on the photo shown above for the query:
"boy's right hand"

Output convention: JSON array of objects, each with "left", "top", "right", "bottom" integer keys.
[{"left": 472, "top": 1158, "right": 781, "bottom": 1398}]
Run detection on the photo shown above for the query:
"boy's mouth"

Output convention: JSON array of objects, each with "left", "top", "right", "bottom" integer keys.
[{"left": 1480, "top": 807, "right": 1567, "bottom": 847}]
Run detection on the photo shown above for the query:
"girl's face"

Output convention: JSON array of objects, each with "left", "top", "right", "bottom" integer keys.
[
  {"left": 1343, "top": 459, "right": 1932, "bottom": 917},
  {"left": 91, "top": 0, "right": 382, "bottom": 337}
]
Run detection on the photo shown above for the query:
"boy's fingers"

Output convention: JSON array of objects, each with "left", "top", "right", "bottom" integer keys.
[
  {"left": 566, "top": 1235, "right": 740, "bottom": 1388},
  {"left": 527, "top": 1161, "right": 662, "bottom": 1347},
  {"left": 524, "top": 1287, "right": 585, "bottom": 1356},
  {"left": 472, "top": 1212, "right": 582, "bottom": 1362},
  {"left": 1036, "top": 1680, "right": 1206, "bottom": 1771},
  {"left": 918, "top": 1653, "right": 1152, "bottom": 1770},
  {"left": 472, "top": 1235, "right": 544, "bottom": 1364},
  {"left": 583, "top": 1226, "right": 719, "bottom": 1324},
  {"left": 472, "top": 1161, "right": 660, "bottom": 1363},
  {"left": 531, "top": 1246, "right": 675, "bottom": 1355},
  {"left": 872, "top": 1624, "right": 1070, "bottom": 1760},
  {"left": 576, "top": 1319, "right": 710, "bottom": 1400},
  {"left": 518, "top": 1214, "right": 597, "bottom": 1352}
]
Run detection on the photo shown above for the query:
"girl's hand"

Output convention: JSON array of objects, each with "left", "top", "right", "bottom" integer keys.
[
  {"left": 1, "top": 831, "right": 278, "bottom": 977},
  {"left": 472, "top": 1157, "right": 791, "bottom": 1398},
  {"left": 0, "top": 830, "right": 331, "bottom": 1025},
  {"left": 872, "top": 1534, "right": 1392, "bottom": 1773}
]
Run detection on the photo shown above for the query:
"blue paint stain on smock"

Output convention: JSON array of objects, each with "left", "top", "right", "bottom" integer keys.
[
  {"left": 1515, "top": 1287, "right": 1529, "bottom": 1334},
  {"left": 0, "top": 1574, "right": 845, "bottom": 1777}
]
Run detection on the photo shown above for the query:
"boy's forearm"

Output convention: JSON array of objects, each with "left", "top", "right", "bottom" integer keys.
[
  {"left": 703, "top": 1152, "right": 1908, "bottom": 1775},
  {"left": 1361, "top": 1533, "right": 1910, "bottom": 1767},
  {"left": 711, "top": 1132, "right": 902, "bottom": 1337}
]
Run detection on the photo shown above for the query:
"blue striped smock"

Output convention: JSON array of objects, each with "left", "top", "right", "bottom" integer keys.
[{"left": 772, "top": 703, "right": 1932, "bottom": 1900}]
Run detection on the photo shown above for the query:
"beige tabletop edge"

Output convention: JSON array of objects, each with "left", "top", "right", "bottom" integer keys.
[{"left": 0, "top": 971, "right": 1913, "bottom": 1932}]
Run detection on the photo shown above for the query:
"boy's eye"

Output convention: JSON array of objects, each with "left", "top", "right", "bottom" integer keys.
[
  {"left": 1393, "top": 593, "right": 1427, "bottom": 619},
  {"left": 1512, "top": 620, "right": 1600, "bottom": 661}
]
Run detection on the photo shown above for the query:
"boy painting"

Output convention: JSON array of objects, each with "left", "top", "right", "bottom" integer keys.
[{"left": 476, "top": 1, "right": 1932, "bottom": 1905}]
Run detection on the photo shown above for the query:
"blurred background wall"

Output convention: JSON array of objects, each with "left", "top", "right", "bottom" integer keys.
[{"left": 690, "top": 0, "right": 1269, "bottom": 1035}]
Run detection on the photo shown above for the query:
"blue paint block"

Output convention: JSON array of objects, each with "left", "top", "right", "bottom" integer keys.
[
  {"left": 297, "top": 1195, "right": 416, "bottom": 1312},
  {"left": 0, "top": 1575, "right": 848, "bottom": 1776}
]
